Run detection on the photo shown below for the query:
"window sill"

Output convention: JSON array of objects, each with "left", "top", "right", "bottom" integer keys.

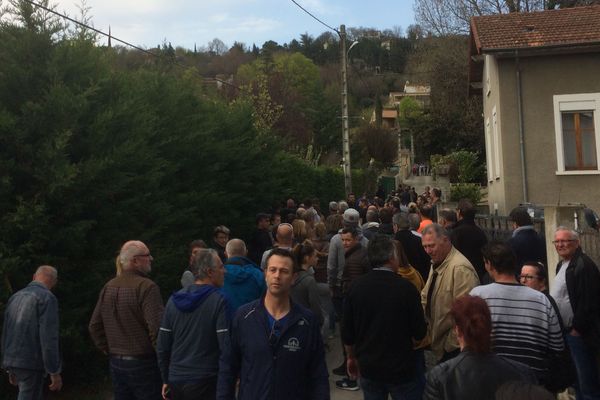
[{"left": 555, "top": 170, "right": 600, "bottom": 175}]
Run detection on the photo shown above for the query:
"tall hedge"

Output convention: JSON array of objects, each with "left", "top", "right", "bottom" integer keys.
[{"left": 0, "top": 23, "right": 358, "bottom": 396}]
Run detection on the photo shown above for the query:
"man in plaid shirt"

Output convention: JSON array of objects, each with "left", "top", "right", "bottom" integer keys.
[{"left": 89, "top": 240, "right": 164, "bottom": 400}]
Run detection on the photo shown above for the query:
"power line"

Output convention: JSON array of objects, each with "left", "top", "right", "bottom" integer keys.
[
  {"left": 20, "top": 0, "right": 241, "bottom": 90},
  {"left": 289, "top": 0, "right": 339, "bottom": 34},
  {"left": 25, "top": 0, "right": 157, "bottom": 57}
]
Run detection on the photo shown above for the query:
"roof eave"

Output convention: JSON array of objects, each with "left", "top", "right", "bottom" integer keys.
[{"left": 480, "top": 41, "right": 600, "bottom": 55}]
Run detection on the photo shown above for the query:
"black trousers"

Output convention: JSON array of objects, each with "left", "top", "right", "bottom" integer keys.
[{"left": 170, "top": 376, "right": 217, "bottom": 400}]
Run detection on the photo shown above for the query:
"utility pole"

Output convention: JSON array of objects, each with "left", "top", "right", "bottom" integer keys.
[{"left": 340, "top": 24, "right": 352, "bottom": 196}]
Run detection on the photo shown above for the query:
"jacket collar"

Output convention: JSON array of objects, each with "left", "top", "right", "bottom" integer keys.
[
  {"left": 249, "top": 296, "right": 310, "bottom": 334},
  {"left": 512, "top": 225, "right": 535, "bottom": 237},
  {"left": 565, "top": 247, "right": 584, "bottom": 267},
  {"left": 121, "top": 269, "right": 148, "bottom": 278},
  {"left": 345, "top": 242, "right": 364, "bottom": 257},
  {"left": 225, "top": 255, "right": 257, "bottom": 267},
  {"left": 28, "top": 281, "right": 50, "bottom": 290},
  {"left": 433, "top": 246, "right": 460, "bottom": 274}
]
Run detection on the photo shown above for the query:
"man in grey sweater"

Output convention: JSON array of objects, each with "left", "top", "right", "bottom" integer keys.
[{"left": 158, "top": 249, "right": 230, "bottom": 400}]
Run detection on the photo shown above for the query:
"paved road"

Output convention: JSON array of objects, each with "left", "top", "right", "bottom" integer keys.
[{"left": 326, "top": 331, "right": 362, "bottom": 400}]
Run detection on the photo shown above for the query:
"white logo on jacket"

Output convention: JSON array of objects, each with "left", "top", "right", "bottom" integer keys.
[{"left": 283, "top": 337, "right": 301, "bottom": 352}]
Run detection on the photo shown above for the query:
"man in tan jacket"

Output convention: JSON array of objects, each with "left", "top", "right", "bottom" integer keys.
[{"left": 421, "top": 224, "right": 480, "bottom": 363}]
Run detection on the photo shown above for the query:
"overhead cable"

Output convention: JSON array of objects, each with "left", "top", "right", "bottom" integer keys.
[
  {"left": 289, "top": 0, "right": 339, "bottom": 34},
  {"left": 20, "top": 0, "right": 240, "bottom": 90}
]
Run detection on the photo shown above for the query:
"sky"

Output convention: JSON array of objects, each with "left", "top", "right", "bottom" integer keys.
[{"left": 48, "top": 0, "right": 416, "bottom": 50}]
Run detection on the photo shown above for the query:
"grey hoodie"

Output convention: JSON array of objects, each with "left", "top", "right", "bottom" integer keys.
[{"left": 291, "top": 269, "right": 323, "bottom": 326}]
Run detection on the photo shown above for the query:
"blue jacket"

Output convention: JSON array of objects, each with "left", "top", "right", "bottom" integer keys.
[
  {"left": 223, "top": 256, "right": 266, "bottom": 310},
  {"left": 1, "top": 281, "right": 61, "bottom": 374},
  {"left": 217, "top": 299, "right": 329, "bottom": 400},
  {"left": 157, "top": 284, "right": 231, "bottom": 383}
]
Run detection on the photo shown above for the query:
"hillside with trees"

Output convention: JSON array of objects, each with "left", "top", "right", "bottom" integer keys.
[{"left": 4, "top": 0, "right": 594, "bottom": 395}]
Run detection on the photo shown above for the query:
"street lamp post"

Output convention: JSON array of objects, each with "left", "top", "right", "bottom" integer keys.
[{"left": 340, "top": 25, "right": 357, "bottom": 198}]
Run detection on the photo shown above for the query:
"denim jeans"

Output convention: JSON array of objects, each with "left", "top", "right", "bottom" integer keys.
[
  {"left": 110, "top": 357, "right": 163, "bottom": 400},
  {"left": 565, "top": 334, "right": 600, "bottom": 400},
  {"left": 360, "top": 376, "right": 423, "bottom": 400},
  {"left": 10, "top": 368, "right": 44, "bottom": 400}
]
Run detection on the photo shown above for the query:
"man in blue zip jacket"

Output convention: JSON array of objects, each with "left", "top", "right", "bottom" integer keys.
[
  {"left": 158, "top": 248, "right": 230, "bottom": 400},
  {"left": 217, "top": 248, "right": 329, "bottom": 400}
]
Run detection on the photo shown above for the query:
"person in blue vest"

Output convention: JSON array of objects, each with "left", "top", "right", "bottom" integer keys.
[{"left": 217, "top": 248, "right": 329, "bottom": 400}]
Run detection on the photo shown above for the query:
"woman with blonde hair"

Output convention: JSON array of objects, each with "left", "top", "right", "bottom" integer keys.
[
  {"left": 292, "top": 218, "right": 308, "bottom": 244},
  {"left": 393, "top": 240, "right": 424, "bottom": 291}
]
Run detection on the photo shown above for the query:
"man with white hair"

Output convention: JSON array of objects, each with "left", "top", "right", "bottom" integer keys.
[
  {"left": 2, "top": 265, "right": 62, "bottom": 399},
  {"left": 222, "top": 239, "right": 266, "bottom": 310},
  {"left": 421, "top": 224, "right": 479, "bottom": 363},
  {"left": 89, "top": 240, "right": 164, "bottom": 400},
  {"left": 551, "top": 227, "right": 600, "bottom": 399},
  {"left": 329, "top": 201, "right": 339, "bottom": 215}
]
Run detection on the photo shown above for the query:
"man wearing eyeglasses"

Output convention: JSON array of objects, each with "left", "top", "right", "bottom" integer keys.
[
  {"left": 89, "top": 240, "right": 164, "bottom": 400},
  {"left": 551, "top": 227, "right": 600, "bottom": 399},
  {"left": 217, "top": 248, "right": 329, "bottom": 400}
]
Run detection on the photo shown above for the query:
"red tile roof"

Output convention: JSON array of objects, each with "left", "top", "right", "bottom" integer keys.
[{"left": 471, "top": 5, "right": 600, "bottom": 53}]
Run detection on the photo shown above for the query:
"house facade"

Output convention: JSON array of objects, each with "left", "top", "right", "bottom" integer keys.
[{"left": 469, "top": 6, "right": 600, "bottom": 215}]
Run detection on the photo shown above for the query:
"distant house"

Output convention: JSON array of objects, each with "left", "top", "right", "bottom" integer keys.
[
  {"left": 469, "top": 6, "right": 600, "bottom": 215},
  {"left": 371, "top": 82, "right": 431, "bottom": 126},
  {"left": 381, "top": 108, "right": 399, "bottom": 129},
  {"left": 389, "top": 82, "right": 431, "bottom": 108}
]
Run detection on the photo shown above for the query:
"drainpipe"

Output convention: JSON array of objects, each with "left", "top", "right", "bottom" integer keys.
[{"left": 516, "top": 50, "right": 529, "bottom": 203}]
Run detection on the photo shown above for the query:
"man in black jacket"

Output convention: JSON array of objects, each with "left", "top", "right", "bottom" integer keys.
[
  {"left": 507, "top": 206, "right": 546, "bottom": 275},
  {"left": 342, "top": 235, "right": 427, "bottom": 399},
  {"left": 393, "top": 212, "right": 430, "bottom": 280},
  {"left": 550, "top": 227, "right": 600, "bottom": 399},
  {"left": 247, "top": 213, "right": 273, "bottom": 265},
  {"left": 450, "top": 199, "right": 488, "bottom": 282}
]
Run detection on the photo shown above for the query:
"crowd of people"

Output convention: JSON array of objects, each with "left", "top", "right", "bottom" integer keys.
[{"left": 2, "top": 188, "right": 600, "bottom": 400}]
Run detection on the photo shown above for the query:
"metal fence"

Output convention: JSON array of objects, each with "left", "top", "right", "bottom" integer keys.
[
  {"left": 475, "top": 214, "right": 600, "bottom": 268},
  {"left": 474, "top": 215, "right": 545, "bottom": 242},
  {"left": 579, "top": 228, "right": 600, "bottom": 267}
]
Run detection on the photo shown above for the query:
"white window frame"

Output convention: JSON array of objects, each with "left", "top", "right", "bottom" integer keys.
[
  {"left": 485, "top": 55, "right": 491, "bottom": 97},
  {"left": 485, "top": 118, "right": 493, "bottom": 182},
  {"left": 492, "top": 107, "right": 501, "bottom": 180},
  {"left": 553, "top": 93, "right": 600, "bottom": 175}
]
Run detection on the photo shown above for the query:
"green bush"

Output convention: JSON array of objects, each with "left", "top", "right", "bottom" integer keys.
[
  {"left": 430, "top": 151, "right": 485, "bottom": 183},
  {"left": 450, "top": 183, "right": 482, "bottom": 204}
]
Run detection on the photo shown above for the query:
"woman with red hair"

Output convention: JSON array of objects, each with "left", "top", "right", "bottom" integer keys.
[{"left": 423, "top": 295, "right": 536, "bottom": 400}]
